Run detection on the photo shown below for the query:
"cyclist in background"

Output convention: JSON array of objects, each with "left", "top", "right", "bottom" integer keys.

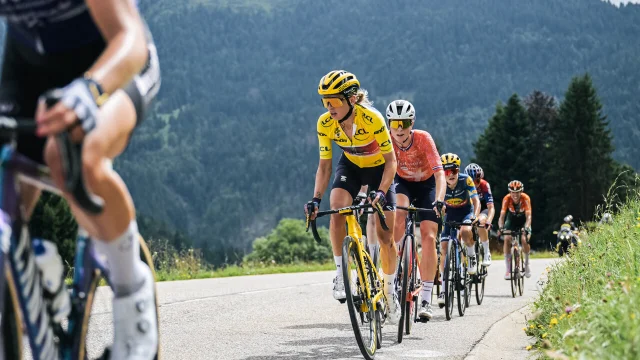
[
  {"left": 464, "top": 163, "right": 494, "bottom": 266},
  {"left": 497, "top": 180, "right": 532, "bottom": 279}
]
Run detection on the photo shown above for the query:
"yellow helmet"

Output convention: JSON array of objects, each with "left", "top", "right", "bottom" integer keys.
[
  {"left": 318, "top": 70, "right": 360, "bottom": 97},
  {"left": 441, "top": 153, "right": 461, "bottom": 170}
]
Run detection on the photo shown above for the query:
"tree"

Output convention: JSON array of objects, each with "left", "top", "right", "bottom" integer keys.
[
  {"left": 244, "top": 218, "right": 332, "bottom": 264},
  {"left": 547, "top": 73, "right": 616, "bottom": 226},
  {"left": 473, "top": 94, "right": 531, "bottom": 230}
]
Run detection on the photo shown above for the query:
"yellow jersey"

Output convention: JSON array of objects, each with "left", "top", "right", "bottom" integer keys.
[{"left": 317, "top": 104, "right": 393, "bottom": 168}]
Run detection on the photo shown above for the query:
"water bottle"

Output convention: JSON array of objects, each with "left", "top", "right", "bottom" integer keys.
[{"left": 33, "top": 239, "right": 71, "bottom": 323}]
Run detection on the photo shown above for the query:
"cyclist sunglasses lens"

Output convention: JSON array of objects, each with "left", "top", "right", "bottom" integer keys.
[
  {"left": 321, "top": 97, "right": 343, "bottom": 108},
  {"left": 389, "top": 119, "right": 412, "bottom": 129},
  {"left": 444, "top": 168, "right": 459, "bottom": 176}
]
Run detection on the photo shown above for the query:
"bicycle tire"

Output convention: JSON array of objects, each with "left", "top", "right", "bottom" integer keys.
[
  {"left": 444, "top": 243, "right": 455, "bottom": 321},
  {"left": 397, "top": 235, "right": 410, "bottom": 343},
  {"left": 518, "top": 251, "right": 525, "bottom": 296},
  {"left": 475, "top": 245, "right": 485, "bottom": 305},
  {"left": 2, "top": 266, "right": 23, "bottom": 360},
  {"left": 342, "top": 236, "right": 377, "bottom": 360},
  {"left": 406, "top": 235, "right": 419, "bottom": 334},
  {"left": 457, "top": 249, "right": 467, "bottom": 317},
  {"left": 78, "top": 236, "right": 161, "bottom": 360},
  {"left": 510, "top": 247, "right": 518, "bottom": 298}
]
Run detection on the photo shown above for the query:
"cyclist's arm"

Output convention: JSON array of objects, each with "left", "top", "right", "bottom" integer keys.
[
  {"left": 465, "top": 176, "right": 480, "bottom": 218},
  {"left": 524, "top": 196, "right": 532, "bottom": 229},
  {"left": 85, "top": 0, "right": 149, "bottom": 93},
  {"left": 498, "top": 196, "right": 509, "bottom": 229},
  {"left": 434, "top": 170, "right": 446, "bottom": 202},
  {"left": 487, "top": 202, "right": 495, "bottom": 224},
  {"left": 472, "top": 196, "right": 481, "bottom": 218},
  {"left": 313, "top": 159, "right": 332, "bottom": 201},
  {"left": 378, "top": 151, "right": 397, "bottom": 195}
]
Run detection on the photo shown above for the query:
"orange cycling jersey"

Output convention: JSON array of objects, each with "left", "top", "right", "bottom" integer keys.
[
  {"left": 393, "top": 130, "right": 442, "bottom": 181},
  {"left": 317, "top": 104, "right": 393, "bottom": 168},
  {"left": 501, "top": 193, "right": 532, "bottom": 214}
]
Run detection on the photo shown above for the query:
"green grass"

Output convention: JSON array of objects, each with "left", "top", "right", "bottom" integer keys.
[{"left": 524, "top": 196, "right": 640, "bottom": 359}]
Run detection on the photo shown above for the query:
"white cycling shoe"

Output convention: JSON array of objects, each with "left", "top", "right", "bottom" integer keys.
[
  {"left": 482, "top": 253, "right": 492, "bottom": 266},
  {"left": 111, "top": 264, "right": 159, "bottom": 360},
  {"left": 333, "top": 275, "right": 347, "bottom": 301}
]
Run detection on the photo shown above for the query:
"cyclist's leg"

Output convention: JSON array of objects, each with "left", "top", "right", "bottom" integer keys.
[
  {"left": 519, "top": 225, "right": 532, "bottom": 277},
  {"left": 460, "top": 212, "right": 476, "bottom": 274},
  {"left": 477, "top": 209, "right": 491, "bottom": 262},
  {"left": 326, "top": 156, "right": 359, "bottom": 300},
  {"left": 414, "top": 176, "right": 437, "bottom": 312},
  {"left": 393, "top": 178, "right": 410, "bottom": 244}
]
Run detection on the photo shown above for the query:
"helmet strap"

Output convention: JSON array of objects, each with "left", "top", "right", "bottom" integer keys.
[{"left": 337, "top": 94, "right": 355, "bottom": 123}]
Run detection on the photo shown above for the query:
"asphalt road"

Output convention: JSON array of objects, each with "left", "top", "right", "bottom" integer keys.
[{"left": 22, "top": 258, "right": 554, "bottom": 359}]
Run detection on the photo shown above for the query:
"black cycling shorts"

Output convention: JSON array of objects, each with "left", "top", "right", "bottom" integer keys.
[
  {"left": 394, "top": 174, "right": 438, "bottom": 223},
  {"left": 331, "top": 154, "right": 396, "bottom": 211},
  {"left": 0, "top": 23, "right": 161, "bottom": 165}
]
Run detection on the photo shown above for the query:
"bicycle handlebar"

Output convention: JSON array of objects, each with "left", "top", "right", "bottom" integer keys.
[
  {"left": 0, "top": 91, "right": 105, "bottom": 214},
  {"left": 305, "top": 191, "right": 389, "bottom": 244}
]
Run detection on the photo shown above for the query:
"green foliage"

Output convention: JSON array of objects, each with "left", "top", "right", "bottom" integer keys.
[
  {"left": 29, "top": 193, "right": 78, "bottom": 272},
  {"left": 526, "top": 195, "right": 640, "bottom": 359},
  {"left": 244, "top": 218, "right": 332, "bottom": 264}
]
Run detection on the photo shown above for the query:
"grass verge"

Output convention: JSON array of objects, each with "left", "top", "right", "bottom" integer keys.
[{"left": 524, "top": 197, "right": 640, "bottom": 359}]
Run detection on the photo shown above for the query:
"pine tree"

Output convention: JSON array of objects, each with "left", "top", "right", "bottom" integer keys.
[{"left": 549, "top": 73, "right": 615, "bottom": 225}]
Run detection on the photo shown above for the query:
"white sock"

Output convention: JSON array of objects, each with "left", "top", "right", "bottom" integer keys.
[
  {"left": 482, "top": 241, "right": 490, "bottom": 256},
  {"left": 334, "top": 256, "right": 342, "bottom": 276},
  {"left": 368, "top": 244, "right": 378, "bottom": 259},
  {"left": 467, "top": 245, "right": 476, "bottom": 257},
  {"left": 93, "top": 220, "right": 145, "bottom": 297},
  {"left": 383, "top": 272, "right": 396, "bottom": 296},
  {"left": 421, "top": 281, "right": 434, "bottom": 304},
  {"left": 524, "top": 252, "right": 530, "bottom": 265}
]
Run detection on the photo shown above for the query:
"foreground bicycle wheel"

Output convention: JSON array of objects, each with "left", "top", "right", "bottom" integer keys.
[
  {"left": 518, "top": 251, "right": 525, "bottom": 296},
  {"left": 444, "top": 244, "right": 455, "bottom": 321},
  {"left": 79, "top": 236, "right": 161, "bottom": 360},
  {"left": 342, "top": 236, "right": 377, "bottom": 360},
  {"left": 457, "top": 253, "right": 468, "bottom": 317},
  {"left": 510, "top": 247, "right": 518, "bottom": 298},
  {"left": 397, "top": 235, "right": 413, "bottom": 343},
  {"left": 1, "top": 267, "right": 23, "bottom": 360},
  {"left": 475, "top": 246, "right": 486, "bottom": 305}
]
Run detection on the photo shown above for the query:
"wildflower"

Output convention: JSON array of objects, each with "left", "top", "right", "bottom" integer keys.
[
  {"left": 526, "top": 345, "right": 533, "bottom": 351},
  {"left": 632, "top": 313, "right": 636, "bottom": 320},
  {"left": 542, "top": 333, "right": 548, "bottom": 339},
  {"left": 550, "top": 318, "right": 558, "bottom": 326}
]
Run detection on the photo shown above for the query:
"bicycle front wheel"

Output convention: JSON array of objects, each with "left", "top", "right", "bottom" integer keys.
[
  {"left": 342, "top": 236, "right": 377, "bottom": 360},
  {"left": 518, "top": 250, "right": 525, "bottom": 296},
  {"left": 457, "top": 251, "right": 467, "bottom": 317},
  {"left": 510, "top": 247, "right": 518, "bottom": 298},
  {"left": 444, "top": 244, "right": 455, "bottom": 321},
  {"left": 2, "top": 267, "right": 23, "bottom": 360},
  {"left": 475, "top": 247, "right": 485, "bottom": 305}
]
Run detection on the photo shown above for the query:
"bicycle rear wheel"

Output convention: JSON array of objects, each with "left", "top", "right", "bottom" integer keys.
[
  {"left": 78, "top": 235, "right": 161, "bottom": 360},
  {"left": 2, "top": 266, "right": 23, "bottom": 360},
  {"left": 342, "top": 236, "right": 377, "bottom": 360},
  {"left": 475, "top": 246, "right": 485, "bottom": 305},
  {"left": 444, "top": 244, "right": 455, "bottom": 321}
]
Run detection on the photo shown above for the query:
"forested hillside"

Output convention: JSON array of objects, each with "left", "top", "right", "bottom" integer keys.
[{"left": 1, "top": 0, "right": 639, "bottom": 265}]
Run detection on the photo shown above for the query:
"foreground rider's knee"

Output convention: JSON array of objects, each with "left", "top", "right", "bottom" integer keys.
[{"left": 81, "top": 136, "right": 107, "bottom": 188}]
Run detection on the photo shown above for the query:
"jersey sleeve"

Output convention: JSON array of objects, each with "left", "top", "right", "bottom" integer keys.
[
  {"left": 465, "top": 176, "right": 478, "bottom": 198},
  {"left": 484, "top": 181, "right": 494, "bottom": 203},
  {"left": 523, "top": 194, "right": 532, "bottom": 213},
  {"left": 317, "top": 114, "right": 333, "bottom": 160},
  {"left": 371, "top": 112, "right": 393, "bottom": 154},
  {"left": 423, "top": 132, "right": 443, "bottom": 172},
  {"left": 501, "top": 195, "right": 510, "bottom": 214}
]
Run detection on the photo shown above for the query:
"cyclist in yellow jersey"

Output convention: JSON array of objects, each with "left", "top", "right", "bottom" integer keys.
[{"left": 305, "top": 70, "right": 400, "bottom": 324}]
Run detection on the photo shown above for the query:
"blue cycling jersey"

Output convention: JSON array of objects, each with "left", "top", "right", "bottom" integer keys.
[
  {"left": 444, "top": 173, "right": 478, "bottom": 213},
  {"left": 0, "top": 0, "right": 135, "bottom": 54}
]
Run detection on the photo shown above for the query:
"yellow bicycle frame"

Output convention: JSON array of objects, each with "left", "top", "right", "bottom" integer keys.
[{"left": 341, "top": 208, "right": 386, "bottom": 313}]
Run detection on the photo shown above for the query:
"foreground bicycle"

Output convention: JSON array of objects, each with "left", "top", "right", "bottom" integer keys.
[
  {"left": 442, "top": 220, "right": 477, "bottom": 320},
  {"left": 394, "top": 204, "right": 438, "bottom": 343},
  {"left": 471, "top": 223, "right": 490, "bottom": 305},
  {"left": 500, "top": 228, "right": 526, "bottom": 297},
  {"left": 306, "top": 192, "right": 389, "bottom": 360},
  {"left": 0, "top": 94, "right": 160, "bottom": 360}
]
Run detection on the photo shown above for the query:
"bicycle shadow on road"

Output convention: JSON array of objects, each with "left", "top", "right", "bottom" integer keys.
[{"left": 240, "top": 334, "right": 361, "bottom": 360}]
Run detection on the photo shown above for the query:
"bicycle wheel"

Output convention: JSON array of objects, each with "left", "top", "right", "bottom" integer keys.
[
  {"left": 2, "top": 267, "right": 23, "bottom": 360},
  {"left": 406, "top": 236, "right": 419, "bottom": 334},
  {"left": 457, "top": 249, "right": 467, "bottom": 317},
  {"left": 397, "top": 235, "right": 410, "bottom": 343},
  {"left": 444, "top": 243, "right": 455, "bottom": 321},
  {"left": 342, "top": 236, "right": 377, "bottom": 360},
  {"left": 78, "top": 235, "right": 161, "bottom": 360},
  {"left": 518, "top": 250, "right": 525, "bottom": 296},
  {"left": 475, "top": 245, "right": 485, "bottom": 305},
  {"left": 510, "top": 247, "right": 518, "bottom": 298}
]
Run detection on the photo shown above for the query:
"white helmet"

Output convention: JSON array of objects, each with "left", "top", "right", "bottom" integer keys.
[{"left": 386, "top": 100, "right": 415, "bottom": 120}]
